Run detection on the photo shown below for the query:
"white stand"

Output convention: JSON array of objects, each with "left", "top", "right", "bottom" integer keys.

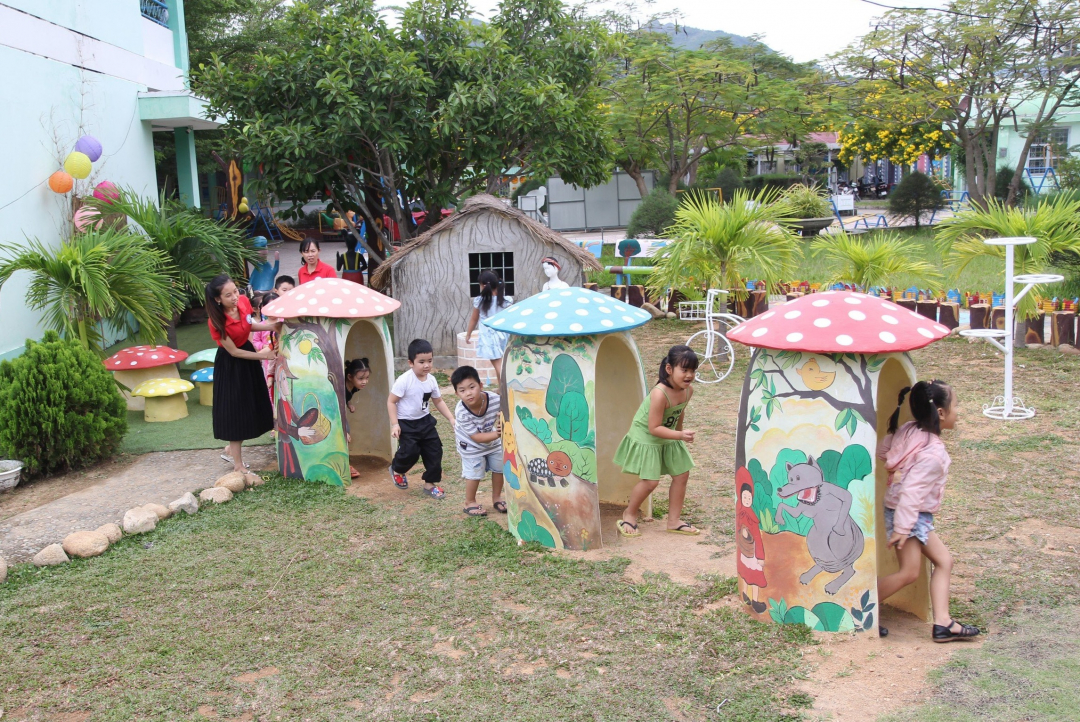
[{"left": 959, "top": 237, "right": 1063, "bottom": 420}]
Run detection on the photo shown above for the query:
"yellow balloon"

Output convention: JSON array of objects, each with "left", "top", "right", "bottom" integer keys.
[
  {"left": 298, "top": 339, "right": 312, "bottom": 355},
  {"left": 64, "top": 151, "right": 92, "bottom": 179}
]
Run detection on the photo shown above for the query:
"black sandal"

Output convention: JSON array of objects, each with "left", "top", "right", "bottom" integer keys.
[
  {"left": 493, "top": 500, "right": 507, "bottom": 514},
  {"left": 463, "top": 504, "right": 487, "bottom": 517},
  {"left": 933, "top": 619, "right": 980, "bottom": 643}
]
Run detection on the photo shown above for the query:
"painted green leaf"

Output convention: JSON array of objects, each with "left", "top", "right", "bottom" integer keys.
[
  {"left": 811, "top": 602, "right": 855, "bottom": 632},
  {"left": 784, "top": 606, "right": 823, "bottom": 630},
  {"left": 517, "top": 510, "right": 556, "bottom": 548},
  {"left": 546, "top": 354, "right": 585, "bottom": 417},
  {"left": 835, "top": 444, "right": 873, "bottom": 489},
  {"left": 555, "top": 391, "right": 590, "bottom": 444},
  {"left": 834, "top": 408, "right": 851, "bottom": 432},
  {"left": 816, "top": 449, "right": 842, "bottom": 484},
  {"left": 548, "top": 440, "right": 596, "bottom": 483}
]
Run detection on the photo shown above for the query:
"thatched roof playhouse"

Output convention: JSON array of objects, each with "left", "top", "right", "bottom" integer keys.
[{"left": 370, "top": 194, "right": 602, "bottom": 366}]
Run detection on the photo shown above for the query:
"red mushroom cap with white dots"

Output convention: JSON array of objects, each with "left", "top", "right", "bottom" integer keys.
[
  {"left": 261, "top": 278, "right": 401, "bottom": 319},
  {"left": 103, "top": 345, "right": 189, "bottom": 370},
  {"left": 726, "top": 291, "right": 950, "bottom": 353}
]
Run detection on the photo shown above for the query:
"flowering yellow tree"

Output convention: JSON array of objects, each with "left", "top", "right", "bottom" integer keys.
[{"left": 836, "top": 123, "right": 950, "bottom": 167}]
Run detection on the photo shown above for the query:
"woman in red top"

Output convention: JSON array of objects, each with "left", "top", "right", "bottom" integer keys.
[
  {"left": 297, "top": 239, "right": 338, "bottom": 284},
  {"left": 735, "top": 469, "right": 768, "bottom": 614},
  {"left": 206, "top": 274, "right": 279, "bottom": 476}
]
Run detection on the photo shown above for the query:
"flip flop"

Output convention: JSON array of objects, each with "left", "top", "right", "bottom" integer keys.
[
  {"left": 350, "top": 466, "right": 361, "bottom": 479},
  {"left": 667, "top": 523, "right": 700, "bottom": 536},
  {"left": 492, "top": 500, "right": 507, "bottom": 514},
  {"left": 389, "top": 466, "right": 408, "bottom": 489},
  {"left": 423, "top": 485, "right": 446, "bottom": 499},
  {"left": 220, "top": 454, "right": 250, "bottom": 469},
  {"left": 616, "top": 520, "right": 640, "bottom": 537},
  {"left": 463, "top": 504, "right": 487, "bottom": 517}
]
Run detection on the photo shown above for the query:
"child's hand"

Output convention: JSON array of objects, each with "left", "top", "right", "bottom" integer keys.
[
  {"left": 888, "top": 532, "right": 907, "bottom": 549},
  {"left": 348, "top": 403, "right": 356, "bottom": 413},
  {"left": 346, "top": 432, "right": 351, "bottom": 443},
  {"left": 681, "top": 430, "right": 695, "bottom": 442},
  {"left": 391, "top": 423, "right": 401, "bottom": 439}
]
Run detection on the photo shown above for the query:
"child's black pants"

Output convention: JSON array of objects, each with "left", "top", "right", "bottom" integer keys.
[{"left": 391, "top": 415, "right": 443, "bottom": 485}]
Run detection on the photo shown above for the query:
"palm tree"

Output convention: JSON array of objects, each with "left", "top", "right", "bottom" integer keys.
[
  {"left": 810, "top": 231, "right": 941, "bottom": 290},
  {"left": 935, "top": 195, "right": 1080, "bottom": 321},
  {"left": 649, "top": 189, "right": 801, "bottom": 300},
  {"left": 88, "top": 189, "right": 259, "bottom": 345},
  {"left": 0, "top": 229, "right": 184, "bottom": 354}
]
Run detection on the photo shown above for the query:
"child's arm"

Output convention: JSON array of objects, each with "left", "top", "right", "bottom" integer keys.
[
  {"left": 648, "top": 388, "right": 692, "bottom": 442},
  {"left": 433, "top": 397, "right": 456, "bottom": 428},
  {"left": 465, "top": 307, "right": 480, "bottom": 343},
  {"left": 387, "top": 392, "right": 401, "bottom": 438},
  {"left": 890, "top": 454, "right": 944, "bottom": 548},
  {"left": 471, "top": 430, "right": 500, "bottom": 443}
]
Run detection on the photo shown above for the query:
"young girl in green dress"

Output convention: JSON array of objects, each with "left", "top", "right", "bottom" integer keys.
[{"left": 614, "top": 345, "right": 699, "bottom": 538}]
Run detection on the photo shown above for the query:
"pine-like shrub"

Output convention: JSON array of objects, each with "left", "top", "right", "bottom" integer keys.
[
  {"left": 696, "top": 167, "right": 744, "bottom": 202},
  {"left": 626, "top": 188, "right": 679, "bottom": 238},
  {"left": 993, "top": 166, "right": 1031, "bottom": 202},
  {"left": 888, "top": 171, "right": 946, "bottom": 229},
  {"left": 0, "top": 331, "right": 127, "bottom": 477}
]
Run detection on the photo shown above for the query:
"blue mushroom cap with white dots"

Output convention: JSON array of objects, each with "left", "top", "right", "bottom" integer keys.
[
  {"left": 191, "top": 367, "right": 214, "bottom": 382},
  {"left": 482, "top": 287, "right": 651, "bottom": 337}
]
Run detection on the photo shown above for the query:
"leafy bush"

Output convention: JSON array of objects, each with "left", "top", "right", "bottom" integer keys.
[
  {"left": 743, "top": 174, "right": 803, "bottom": 194},
  {"left": 779, "top": 183, "right": 832, "bottom": 218},
  {"left": 993, "top": 165, "right": 1031, "bottom": 202},
  {"left": 0, "top": 331, "right": 127, "bottom": 477},
  {"left": 695, "top": 167, "right": 744, "bottom": 202},
  {"left": 888, "top": 171, "right": 946, "bottom": 229},
  {"left": 626, "top": 187, "right": 679, "bottom": 238}
]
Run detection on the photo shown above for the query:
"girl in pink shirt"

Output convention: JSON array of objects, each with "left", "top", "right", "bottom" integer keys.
[{"left": 876, "top": 380, "right": 979, "bottom": 643}]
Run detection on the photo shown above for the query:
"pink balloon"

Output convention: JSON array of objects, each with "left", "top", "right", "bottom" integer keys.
[
  {"left": 92, "top": 181, "right": 119, "bottom": 204},
  {"left": 73, "top": 206, "right": 102, "bottom": 233}
]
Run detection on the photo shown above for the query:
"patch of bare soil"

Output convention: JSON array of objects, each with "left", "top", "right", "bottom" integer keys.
[
  {"left": 1004, "top": 518, "right": 1080, "bottom": 557},
  {"left": 798, "top": 609, "right": 982, "bottom": 721},
  {"left": 0, "top": 455, "right": 138, "bottom": 522}
]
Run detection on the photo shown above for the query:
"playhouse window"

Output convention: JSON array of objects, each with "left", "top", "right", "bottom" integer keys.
[{"left": 468, "top": 252, "right": 515, "bottom": 296}]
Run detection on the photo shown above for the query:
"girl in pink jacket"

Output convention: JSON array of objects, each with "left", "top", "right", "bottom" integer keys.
[{"left": 876, "top": 380, "right": 980, "bottom": 643}]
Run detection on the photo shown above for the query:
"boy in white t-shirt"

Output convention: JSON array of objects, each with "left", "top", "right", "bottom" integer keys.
[
  {"left": 450, "top": 365, "right": 505, "bottom": 517},
  {"left": 387, "top": 339, "right": 455, "bottom": 498}
]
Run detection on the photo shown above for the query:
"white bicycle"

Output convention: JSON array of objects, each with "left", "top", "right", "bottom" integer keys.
[{"left": 682, "top": 289, "right": 743, "bottom": 383}]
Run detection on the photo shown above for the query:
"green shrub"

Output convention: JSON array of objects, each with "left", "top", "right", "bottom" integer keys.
[
  {"left": 780, "top": 183, "right": 832, "bottom": 218},
  {"left": 695, "top": 167, "right": 744, "bottom": 202},
  {"left": 994, "top": 165, "right": 1031, "bottom": 202},
  {"left": 626, "top": 187, "right": 679, "bottom": 238},
  {"left": 888, "top": 171, "right": 946, "bottom": 229},
  {"left": 743, "top": 173, "right": 803, "bottom": 194},
  {"left": 0, "top": 331, "right": 127, "bottom": 477}
]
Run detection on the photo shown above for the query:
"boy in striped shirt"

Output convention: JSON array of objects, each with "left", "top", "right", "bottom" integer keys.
[{"left": 451, "top": 366, "right": 505, "bottom": 517}]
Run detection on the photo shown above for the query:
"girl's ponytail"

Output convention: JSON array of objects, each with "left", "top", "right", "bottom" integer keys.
[
  {"left": 908, "top": 379, "right": 951, "bottom": 436},
  {"left": 887, "top": 386, "right": 911, "bottom": 434},
  {"left": 477, "top": 269, "right": 504, "bottom": 314}
]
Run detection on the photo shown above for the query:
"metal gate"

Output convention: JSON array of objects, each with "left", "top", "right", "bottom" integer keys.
[{"left": 546, "top": 171, "right": 655, "bottom": 231}]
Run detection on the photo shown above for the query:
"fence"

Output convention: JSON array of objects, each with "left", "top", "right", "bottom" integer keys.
[{"left": 546, "top": 171, "right": 655, "bottom": 231}]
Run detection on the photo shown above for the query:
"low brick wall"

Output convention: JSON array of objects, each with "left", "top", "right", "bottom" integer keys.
[{"left": 456, "top": 332, "right": 498, "bottom": 387}]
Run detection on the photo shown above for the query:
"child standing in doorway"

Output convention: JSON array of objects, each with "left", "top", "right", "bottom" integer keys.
[
  {"left": 387, "top": 339, "right": 455, "bottom": 498},
  {"left": 613, "top": 345, "right": 700, "bottom": 538},
  {"left": 343, "top": 358, "right": 371, "bottom": 480},
  {"left": 450, "top": 365, "right": 505, "bottom": 517},
  {"left": 877, "top": 380, "right": 980, "bottom": 642},
  {"left": 464, "top": 270, "right": 513, "bottom": 383}
]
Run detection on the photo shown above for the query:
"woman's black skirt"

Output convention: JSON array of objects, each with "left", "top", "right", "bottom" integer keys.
[{"left": 213, "top": 342, "right": 274, "bottom": 442}]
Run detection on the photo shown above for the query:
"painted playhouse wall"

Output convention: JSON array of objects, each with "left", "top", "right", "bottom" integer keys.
[
  {"left": 389, "top": 211, "right": 585, "bottom": 362},
  {"left": 734, "top": 348, "right": 919, "bottom": 634},
  {"left": 502, "top": 332, "right": 644, "bottom": 551}
]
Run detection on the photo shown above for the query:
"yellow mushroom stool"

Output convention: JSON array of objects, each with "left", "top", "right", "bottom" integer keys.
[
  {"left": 132, "top": 378, "right": 195, "bottom": 422},
  {"left": 190, "top": 367, "right": 214, "bottom": 406}
]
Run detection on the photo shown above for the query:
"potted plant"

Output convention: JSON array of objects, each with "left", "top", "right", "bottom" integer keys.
[{"left": 779, "top": 183, "right": 835, "bottom": 236}]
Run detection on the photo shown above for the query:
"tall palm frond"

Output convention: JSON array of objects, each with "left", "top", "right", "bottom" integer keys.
[
  {"left": 935, "top": 196, "right": 1080, "bottom": 319},
  {"left": 87, "top": 189, "right": 258, "bottom": 301},
  {"left": 0, "top": 230, "right": 185, "bottom": 353},
  {"left": 649, "top": 189, "right": 802, "bottom": 299},
  {"left": 810, "top": 231, "right": 942, "bottom": 290}
]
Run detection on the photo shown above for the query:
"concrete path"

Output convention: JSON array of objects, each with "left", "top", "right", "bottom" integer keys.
[{"left": 0, "top": 446, "right": 275, "bottom": 563}]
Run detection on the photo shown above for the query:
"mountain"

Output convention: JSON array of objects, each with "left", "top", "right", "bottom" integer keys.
[{"left": 642, "top": 22, "right": 769, "bottom": 51}]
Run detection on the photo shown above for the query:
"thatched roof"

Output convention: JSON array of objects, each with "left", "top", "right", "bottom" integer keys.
[{"left": 369, "top": 194, "right": 602, "bottom": 290}]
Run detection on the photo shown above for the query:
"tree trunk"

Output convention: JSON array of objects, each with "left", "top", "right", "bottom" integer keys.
[
  {"left": 289, "top": 318, "right": 349, "bottom": 438},
  {"left": 166, "top": 314, "right": 179, "bottom": 350},
  {"left": 621, "top": 161, "right": 649, "bottom": 198}
]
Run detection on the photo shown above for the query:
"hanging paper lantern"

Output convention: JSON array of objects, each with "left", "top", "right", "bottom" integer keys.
[
  {"left": 74, "top": 135, "right": 103, "bottom": 162},
  {"left": 92, "top": 180, "right": 119, "bottom": 204},
  {"left": 64, "top": 152, "right": 92, "bottom": 179},
  {"left": 48, "top": 170, "right": 74, "bottom": 194},
  {"left": 73, "top": 206, "right": 102, "bottom": 233}
]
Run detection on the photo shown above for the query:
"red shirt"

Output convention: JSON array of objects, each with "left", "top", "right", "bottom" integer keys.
[
  {"left": 297, "top": 260, "right": 337, "bottom": 284},
  {"left": 209, "top": 294, "right": 253, "bottom": 348}
]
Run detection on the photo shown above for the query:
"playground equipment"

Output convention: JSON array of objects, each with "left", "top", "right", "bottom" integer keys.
[
  {"left": 680, "top": 289, "right": 742, "bottom": 383},
  {"left": 959, "top": 236, "right": 1064, "bottom": 420}
]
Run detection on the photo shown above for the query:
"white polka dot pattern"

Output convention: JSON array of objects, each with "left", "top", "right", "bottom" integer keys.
[
  {"left": 103, "top": 345, "right": 189, "bottom": 369},
  {"left": 131, "top": 377, "right": 195, "bottom": 397},
  {"left": 483, "top": 287, "right": 650, "bottom": 336},
  {"left": 260, "top": 277, "right": 400, "bottom": 319}
]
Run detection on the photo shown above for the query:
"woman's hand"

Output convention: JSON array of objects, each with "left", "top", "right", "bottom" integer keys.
[
  {"left": 257, "top": 346, "right": 276, "bottom": 360},
  {"left": 681, "top": 429, "right": 695, "bottom": 443}
]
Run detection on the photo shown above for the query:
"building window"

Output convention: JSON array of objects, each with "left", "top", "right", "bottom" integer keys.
[
  {"left": 1027, "top": 128, "right": 1069, "bottom": 173},
  {"left": 468, "top": 252, "right": 515, "bottom": 296}
]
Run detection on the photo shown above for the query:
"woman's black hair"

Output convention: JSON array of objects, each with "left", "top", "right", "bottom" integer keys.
[
  {"left": 205, "top": 274, "right": 233, "bottom": 340},
  {"left": 476, "top": 269, "right": 505, "bottom": 314},
  {"left": 658, "top": 345, "right": 699, "bottom": 387},
  {"left": 739, "top": 482, "right": 753, "bottom": 496},
  {"left": 345, "top": 358, "right": 370, "bottom": 378},
  {"left": 888, "top": 380, "right": 952, "bottom": 435},
  {"left": 299, "top": 238, "right": 320, "bottom": 254}
]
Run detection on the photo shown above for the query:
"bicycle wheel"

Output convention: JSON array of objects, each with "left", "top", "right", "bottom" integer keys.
[{"left": 686, "top": 329, "right": 735, "bottom": 384}]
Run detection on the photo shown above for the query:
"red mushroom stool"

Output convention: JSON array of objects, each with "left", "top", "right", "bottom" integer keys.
[{"left": 103, "top": 345, "right": 189, "bottom": 411}]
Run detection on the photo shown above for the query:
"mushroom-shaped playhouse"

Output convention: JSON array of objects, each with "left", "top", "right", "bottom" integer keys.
[
  {"left": 190, "top": 367, "right": 214, "bottom": 406},
  {"left": 131, "top": 378, "right": 195, "bottom": 422},
  {"left": 726, "top": 291, "right": 949, "bottom": 635},
  {"left": 185, "top": 348, "right": 217, "bottom": 370},
  {"left": 104, "top": 345, "right": 189, "bottom": 410},
  {"left": 261, "top": 277, "right": 400, "bottom": 486},
  {"left": 483, "top": 287, "right": 653, "bottom": 550}
]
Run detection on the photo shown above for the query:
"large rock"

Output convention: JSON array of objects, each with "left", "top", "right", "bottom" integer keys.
[
  {"left": 0, "top": 555, "right": 7, "bottom": 583},
  {"left": 168, "top": 492, "right": 199, "bottom": 515},
  {"left": 141, "top": 503, "right": 172, "bottom": 520},
  {"left": 62, "top": 530, "right": 110, "bottom": 559},
  {"left": 200, "top": 487, "right": 234, "bottom": 504},
  {"left": 123, "top": 506, "right": 158, "bottom": 534},
  {"left": 96, "top": 523, "right": 123, "bottom": 544},
  {"left": 244, "top": 472, "right": 265, "bottom": 488},
  {"left": 33, "top": 544, "right": 69, "bottom": 567},
  {"left": 215, "top": 472, "right": 247, "bottom": 493}
]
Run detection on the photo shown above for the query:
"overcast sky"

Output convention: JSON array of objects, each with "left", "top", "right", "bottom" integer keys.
[{"left": 465, "top": 0, "right": 948, "bottom": 63}]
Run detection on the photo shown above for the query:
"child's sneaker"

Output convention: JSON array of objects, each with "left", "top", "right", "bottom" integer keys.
[{"left": 389, "top": 467, "right": 408, "bottom": 489}]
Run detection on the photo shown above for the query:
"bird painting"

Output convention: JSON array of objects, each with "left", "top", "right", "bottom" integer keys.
[{"left": 797, "top": 358, "right": 836, "bottom": 391}]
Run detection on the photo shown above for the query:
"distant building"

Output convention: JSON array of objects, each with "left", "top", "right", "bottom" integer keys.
[
  {"left": 0, "top": 0, "right": 219, "bottom": 360},
  {"left": 995, "top": 104, "right": 1080, "bottom": 194}
]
